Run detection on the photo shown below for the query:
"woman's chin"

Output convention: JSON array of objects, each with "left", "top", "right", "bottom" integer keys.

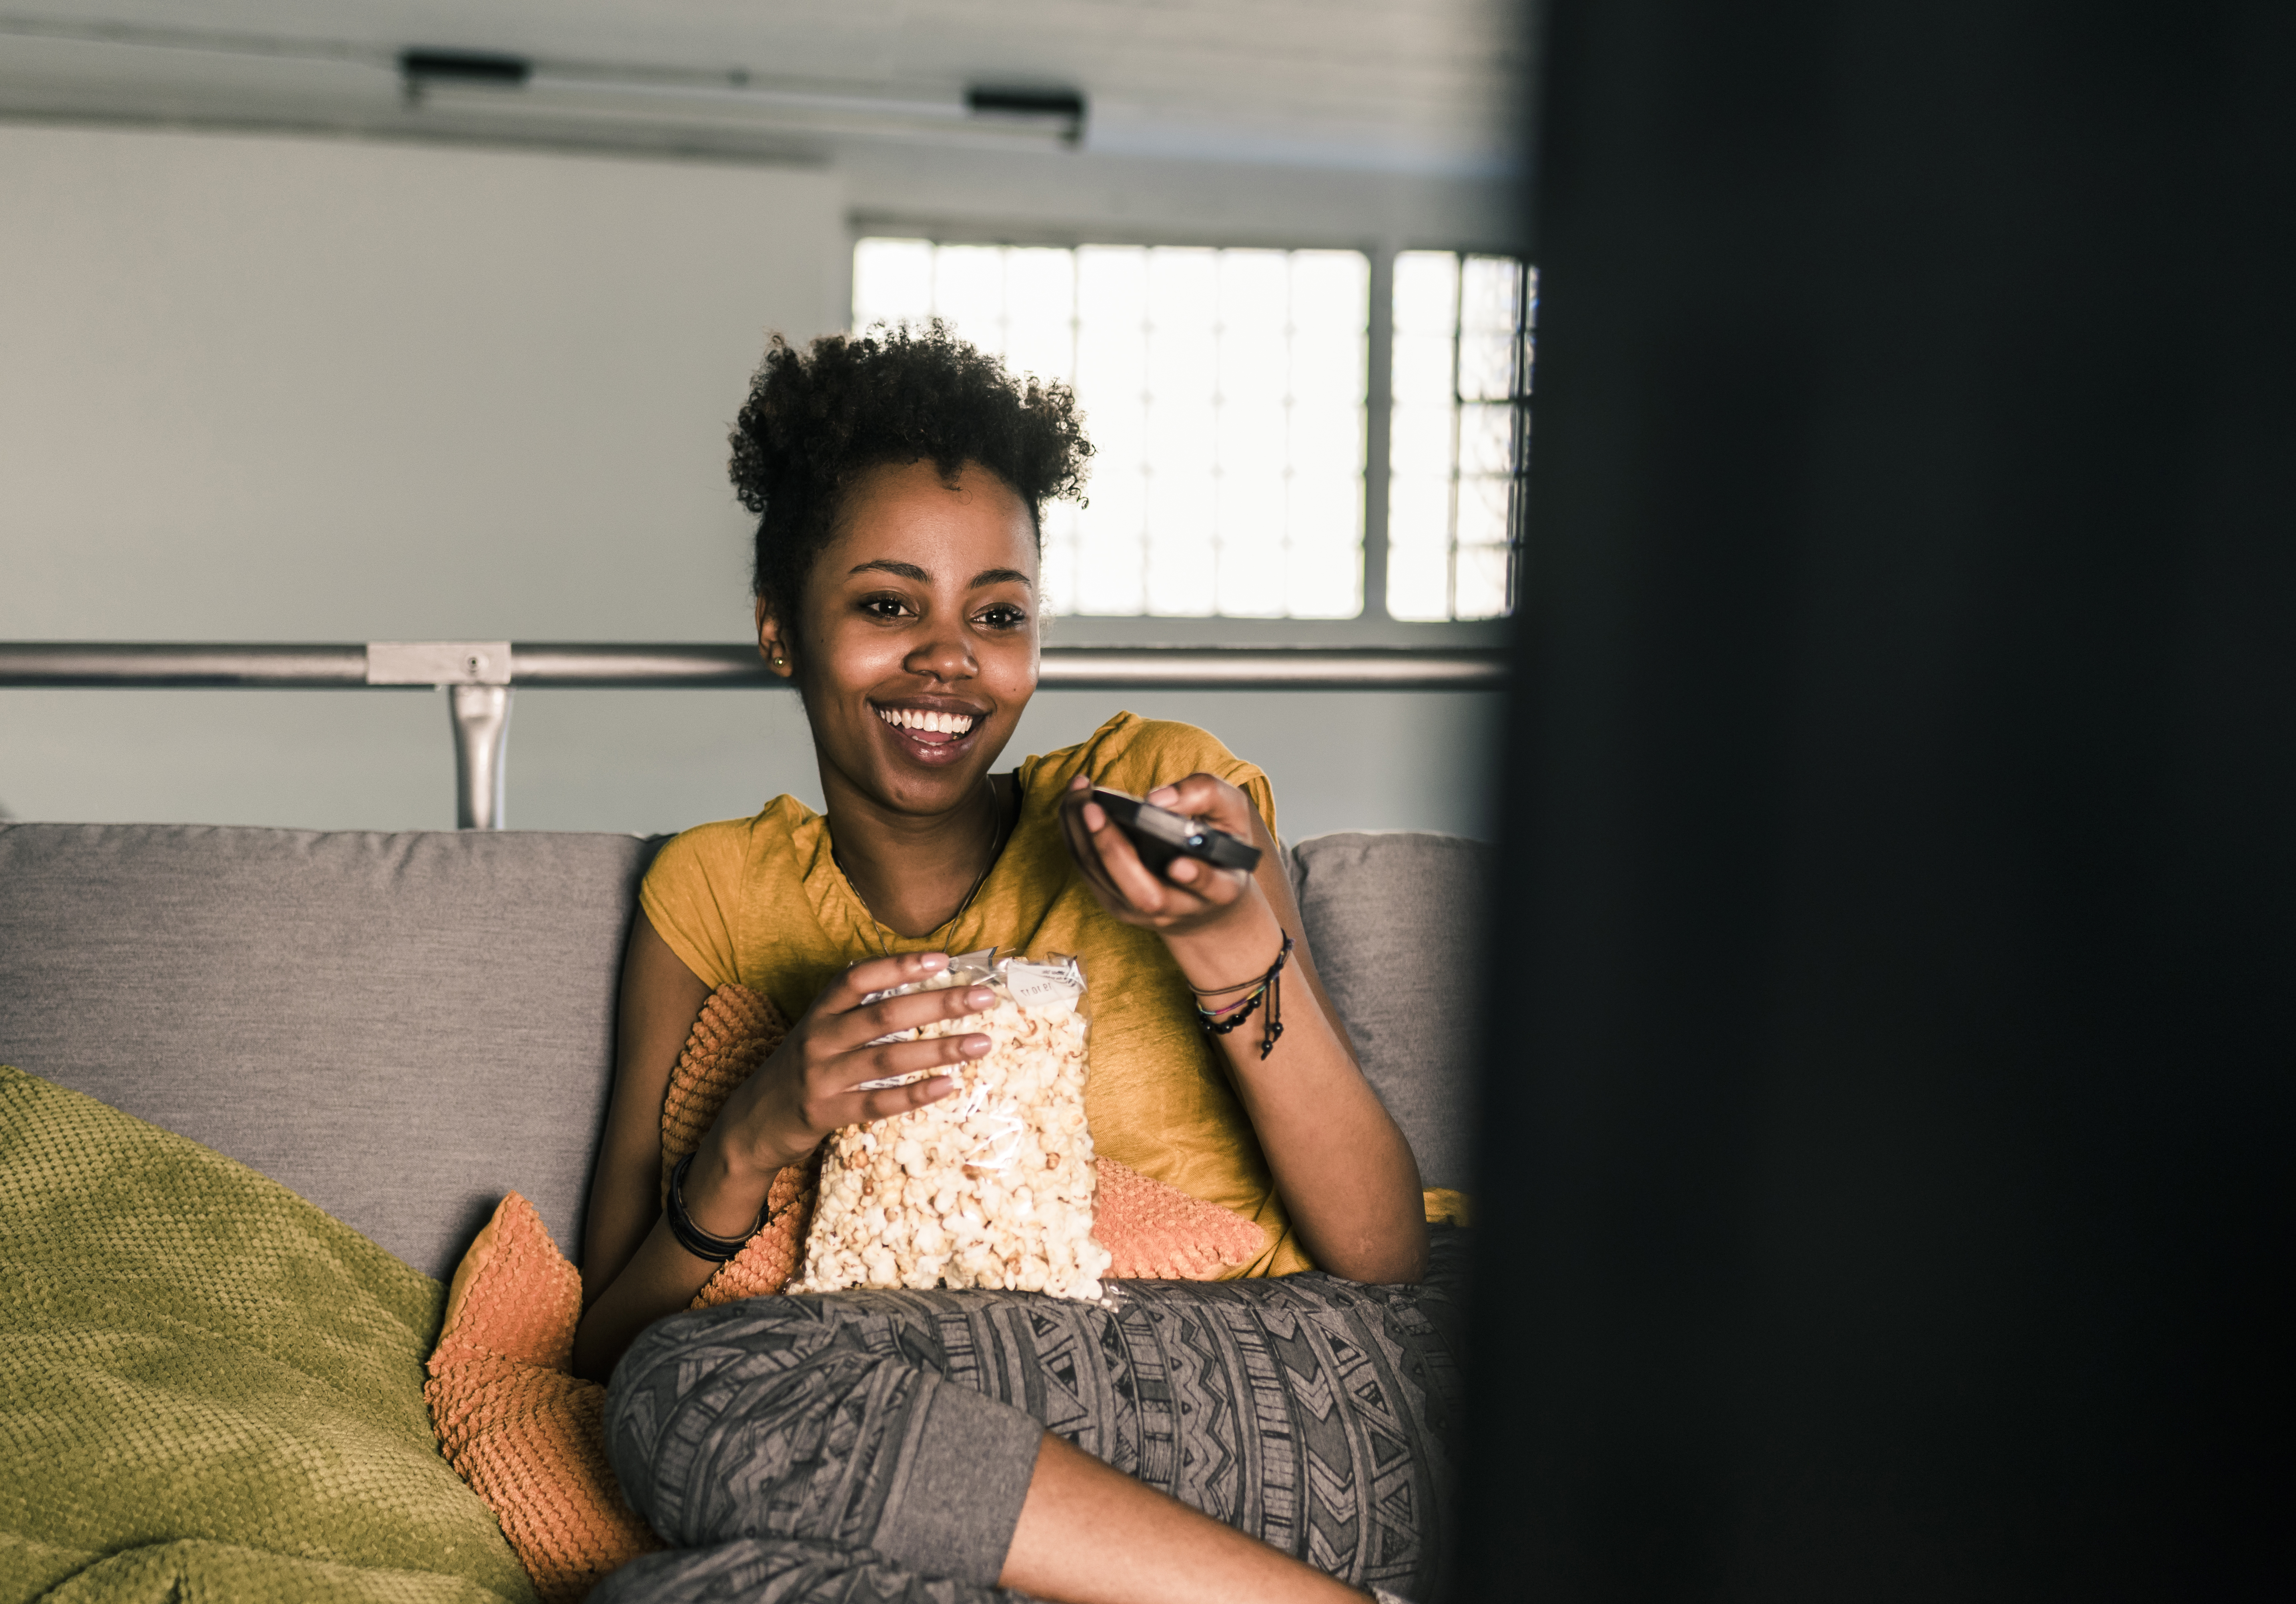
[
  {"left": 852, "top": 723, "right": 1002, "bottom": 813},
  {"left": 882, "top": 723, "right": 979, "bottom": 770}
]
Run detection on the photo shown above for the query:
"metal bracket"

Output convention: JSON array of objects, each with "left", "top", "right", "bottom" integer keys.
[
  {"left": 364, "top": 641, "right": 512, "bottom": 686},
  {"left": 366, "top": 642, "right": 514, "bottom": 828},
  {"left": 447, "top": 684, "right": 512, "bottom": 831}
]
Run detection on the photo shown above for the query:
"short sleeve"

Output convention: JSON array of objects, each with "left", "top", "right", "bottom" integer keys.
[
  {"left": 1073, "top": 714, "right": 1277, "bottom": 842},
  {"left": 637, "top": 819, "right": 753, "bottom": 991}
]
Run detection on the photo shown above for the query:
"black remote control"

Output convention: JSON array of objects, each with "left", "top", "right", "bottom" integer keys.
[{"left": 1089, "top": 788, "right": 1264, "bottom": 877}]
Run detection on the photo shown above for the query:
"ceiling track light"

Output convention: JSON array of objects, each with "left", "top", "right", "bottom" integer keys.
[
  {"left": 398, "top": 48, "right": 532, "bottom": 103},
  {"left": 966, "top": 86, "right": 1087, "bottom": 145},
  {"left": 394, "top": 43, "right": 1084, "bottom": 147},
  {"left": 0, "top": 21, "right": 1086, "bottom": 150}
]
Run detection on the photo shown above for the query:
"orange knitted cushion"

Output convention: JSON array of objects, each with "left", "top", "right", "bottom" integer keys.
[
  {"left": 1092, "top": 1153, "right": 1269, "bottom": 1278},
  {"left": 423, "top": 1192, "right": 661, "bottom": 1603},
  {"left": 656, "top": 985, "right": 818, "bottom": 1308}
]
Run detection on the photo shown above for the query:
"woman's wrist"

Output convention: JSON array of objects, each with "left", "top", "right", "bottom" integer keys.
[
  {"left": 1160, "top": 893, "right": 1287, "bottom": 994},
  {"left": 683, "top": 1127, "right": 780, "bottom": 1240}
]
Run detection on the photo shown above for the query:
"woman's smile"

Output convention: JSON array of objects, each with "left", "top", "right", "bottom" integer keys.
[{"left": 872, "top": 697, "right": 990, "bottom": 765}]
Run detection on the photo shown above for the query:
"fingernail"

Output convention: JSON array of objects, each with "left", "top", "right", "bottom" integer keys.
[
  {"left": 1147, "top": 786, "right": 1178, "bottom": 805},
  {"left": 920, "top": 952, "right": 948, "bottom": 970},
  {"left": 965, "top": 986, "right": 995, "bottom": 1008},
  {"left": 926, "top": 1075, "right": 954, "bottom": 1094},
  {"left": 1082, "top": 803, "right": 1104, "bottom": 829},
  {"left": 964, "top": 1034, "right": 992, "bottom": 1055}
]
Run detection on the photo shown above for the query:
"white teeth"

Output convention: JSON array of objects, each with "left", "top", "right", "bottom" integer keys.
[{"left": 878, "top": 707, "right": 975, "bottom": 736}]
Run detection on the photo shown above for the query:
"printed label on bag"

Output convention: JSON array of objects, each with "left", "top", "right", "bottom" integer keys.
[{"left": 1003, "top": 959, "right": 1085, "bottom": 1007}]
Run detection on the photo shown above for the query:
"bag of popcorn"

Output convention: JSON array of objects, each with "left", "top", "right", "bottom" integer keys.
[{"left": 793, "top": 949, "right": 1114, "bottom": 1301}]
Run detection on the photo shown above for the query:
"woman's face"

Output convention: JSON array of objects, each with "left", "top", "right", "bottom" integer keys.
[{"left": 764, "top": 458, "right": 1041, "bottom": 819}]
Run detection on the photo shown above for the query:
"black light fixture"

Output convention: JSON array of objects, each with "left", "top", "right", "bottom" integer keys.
[
  {"left": 966, "top": 85, "right": 1086, "bottom": 144},
  {"left": 399, "top": 47, "right": 533, "bottom": 100}
]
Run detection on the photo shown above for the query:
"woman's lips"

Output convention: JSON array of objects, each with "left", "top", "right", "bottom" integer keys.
[{"left": 873, "top": 703, "right": 982, "bottom": 764}]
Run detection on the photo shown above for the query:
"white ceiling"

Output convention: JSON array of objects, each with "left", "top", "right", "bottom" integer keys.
[{"left": 0, "top": 0, "right": 1531, "bottom": 179}]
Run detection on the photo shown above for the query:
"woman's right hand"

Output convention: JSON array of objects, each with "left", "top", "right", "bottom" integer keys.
[{"left": 702, "top": 950, "right": 986, "bottom": 1189}]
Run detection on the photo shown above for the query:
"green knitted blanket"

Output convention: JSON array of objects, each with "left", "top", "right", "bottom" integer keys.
[{"left": 0, "top": 1065, "right": 533, "bottom": 1603}]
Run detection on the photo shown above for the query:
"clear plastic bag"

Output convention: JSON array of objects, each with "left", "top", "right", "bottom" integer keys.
[{"left": 792, "top": 949, "right": 1113, "bottom": 1300}]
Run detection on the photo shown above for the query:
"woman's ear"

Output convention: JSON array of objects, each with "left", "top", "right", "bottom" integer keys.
[{"left": 755, "top": 598, "right": 795, "bottom": 680}]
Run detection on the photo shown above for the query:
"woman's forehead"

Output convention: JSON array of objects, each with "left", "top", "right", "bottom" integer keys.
[{"left": 823, "top": 459, "right": 1039, "bottom": 583}]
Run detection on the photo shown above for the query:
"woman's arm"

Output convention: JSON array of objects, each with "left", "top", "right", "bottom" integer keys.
[
  {"left": 573, "top": 916, "right": 727, "bottom": 1381},
  {"left": 572, "top": 923, "right": 1000, "bottom": 1382},
  {"left": 579, "top": 916, "right": 711, "bottom": 1304},
  {"left": 1060, "top": 775, "right": 1428, "bottom": 1285}
]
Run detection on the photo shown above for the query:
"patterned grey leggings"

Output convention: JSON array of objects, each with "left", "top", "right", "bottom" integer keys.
[{"left": 596, "top": 1229, "right": 1469, "bottom": 1604}]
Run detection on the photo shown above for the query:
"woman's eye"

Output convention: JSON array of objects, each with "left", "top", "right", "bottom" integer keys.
[
  {"left": 858, "top": 594, "right": 912, "bottom": 621},
  {"left": 976, "top": 603, "right": 1029, "bottom": 631}
]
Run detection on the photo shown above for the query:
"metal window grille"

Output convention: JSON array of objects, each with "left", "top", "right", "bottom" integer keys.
[
  {"left": 1386, "top": 252, "right": 1537, "bottom": 621},
  {"left": 852, "top": 238, "right": 1370, "bottom": 620}
]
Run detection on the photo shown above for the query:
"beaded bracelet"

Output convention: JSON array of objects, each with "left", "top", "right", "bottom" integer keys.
[{"left": 1191, "top": 933, "right": 1293, "bottom": 1059}]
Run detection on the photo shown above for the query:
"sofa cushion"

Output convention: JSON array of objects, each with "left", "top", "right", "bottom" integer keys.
[
  {"left": 0, "top": 1064, "right": 533, "bottom": 1602},
  {"left": 1292, "top": 831, "right": 1490, "bottom": 1192},
  {"left": 0, "top": 823, "right": 652, "bottom": 1280},
  {"left": 426, "top": 1193, "right": 661, "bottom": 1604}
]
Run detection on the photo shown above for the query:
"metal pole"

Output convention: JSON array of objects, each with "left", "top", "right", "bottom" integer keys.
[
  {"left": 448, "top": 684, "right": 512, "bottom": 830},
  {"left": 0, "top": 641, "right": 1509, "bottom": 828},
  {"left": 0, "top": 641, "right": 1509, "bottom": 690}
]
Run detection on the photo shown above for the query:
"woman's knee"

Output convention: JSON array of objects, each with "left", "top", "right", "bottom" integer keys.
[{"left": 604, "top": 1298, "right": 879, "bottom": 1542}]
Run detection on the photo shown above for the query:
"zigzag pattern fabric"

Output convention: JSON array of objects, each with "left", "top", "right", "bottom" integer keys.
[{"left": 594, "top": 1231, "right": 1470, "bottom": 1604}]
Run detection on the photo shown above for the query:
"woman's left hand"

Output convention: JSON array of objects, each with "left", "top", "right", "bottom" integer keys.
[{"left": 1057, "top": 771, "right": 1261, "bottom": 936}]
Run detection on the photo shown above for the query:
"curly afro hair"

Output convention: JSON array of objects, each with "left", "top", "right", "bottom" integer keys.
[{"left": 729, "top": 320, "right": 1092, "bottom": 625}]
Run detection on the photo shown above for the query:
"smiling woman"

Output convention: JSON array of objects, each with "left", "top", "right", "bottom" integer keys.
[{"left": 569, "top": 324, "right": 1461, "bottom": 1604}]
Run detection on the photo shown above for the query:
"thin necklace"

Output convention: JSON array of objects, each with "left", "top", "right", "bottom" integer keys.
[{"left": 832, "top": 779, "right": 1010, "bottom": 955}]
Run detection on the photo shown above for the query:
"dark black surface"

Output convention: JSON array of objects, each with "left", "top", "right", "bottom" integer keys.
[
  {"left": 964, "top": 85, "right": 1088, "bottom": 143},
  {"left": 964, "top": 86, "right": 1086, "bottom": 120},
  {"left": 1462, "top": 0, "right": 2292, "bottom": 1597},
  {"left": 397, "top": 48, "right": 532, "bottom": 88}
]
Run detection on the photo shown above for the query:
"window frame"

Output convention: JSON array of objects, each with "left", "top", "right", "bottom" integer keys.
[
  {"left": 1386, "top": 250, "right": 1538, "bottom": 623},
  {"left": 843, "top": 218, "right": 1523, "bottom": 649}
]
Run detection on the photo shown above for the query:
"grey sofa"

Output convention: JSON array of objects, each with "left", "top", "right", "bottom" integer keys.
[{"left": 0, "top": 823, "right": 1484, "bottom": 1283}]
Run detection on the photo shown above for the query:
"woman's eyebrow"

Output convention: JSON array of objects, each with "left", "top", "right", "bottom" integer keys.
[
  {"left": 969, "top": 567, "right": 1032, "bottom": 588},
  {"left": 847, "top": 559, "right": 929, "bottom": 581}
]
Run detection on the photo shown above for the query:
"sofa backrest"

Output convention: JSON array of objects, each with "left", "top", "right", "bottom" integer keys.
[
  {"left": 0, "top": 824, "right": 651, "bottom": 1281},
  {"left": 1291, "top": 831, "right": 1487, "bottom": 1195},
  {"left": 0, "top": 821, "right": 1486, "bottom": 1282}
]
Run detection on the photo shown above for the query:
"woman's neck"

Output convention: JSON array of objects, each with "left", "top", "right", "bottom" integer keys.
[{"left": 823, "top": 773, "right": 1012, "bottom": 941}]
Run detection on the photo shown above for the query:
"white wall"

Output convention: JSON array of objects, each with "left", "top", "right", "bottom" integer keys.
[{"left": 0, "top": 121, "right": 1500, "bottom": 842}]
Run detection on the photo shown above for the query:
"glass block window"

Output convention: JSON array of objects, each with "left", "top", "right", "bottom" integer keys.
[
  {"left": 1387, "top": 252, "right": 1537, "bottom": 621},
  {"left": 852, "top": 238, "right": 1369, "bottom": 618}
]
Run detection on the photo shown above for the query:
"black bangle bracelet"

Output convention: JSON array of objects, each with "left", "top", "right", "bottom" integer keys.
[{"left": 665, "top": 1150, "right": 765, "bottom": 1263}]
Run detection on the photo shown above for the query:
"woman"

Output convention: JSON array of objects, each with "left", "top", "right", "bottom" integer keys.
[{"left": 575, "top": 325, "right": 1465, "bottom": 1604}]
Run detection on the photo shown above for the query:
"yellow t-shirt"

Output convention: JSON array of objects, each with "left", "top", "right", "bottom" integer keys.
[{"left": 638, "top": 711, "right": 1314, "bottom": 1278}]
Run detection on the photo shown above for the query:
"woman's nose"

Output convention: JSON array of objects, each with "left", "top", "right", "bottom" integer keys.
[{"left": 904, "top": 622, "right": 977, "bottom": 682}]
